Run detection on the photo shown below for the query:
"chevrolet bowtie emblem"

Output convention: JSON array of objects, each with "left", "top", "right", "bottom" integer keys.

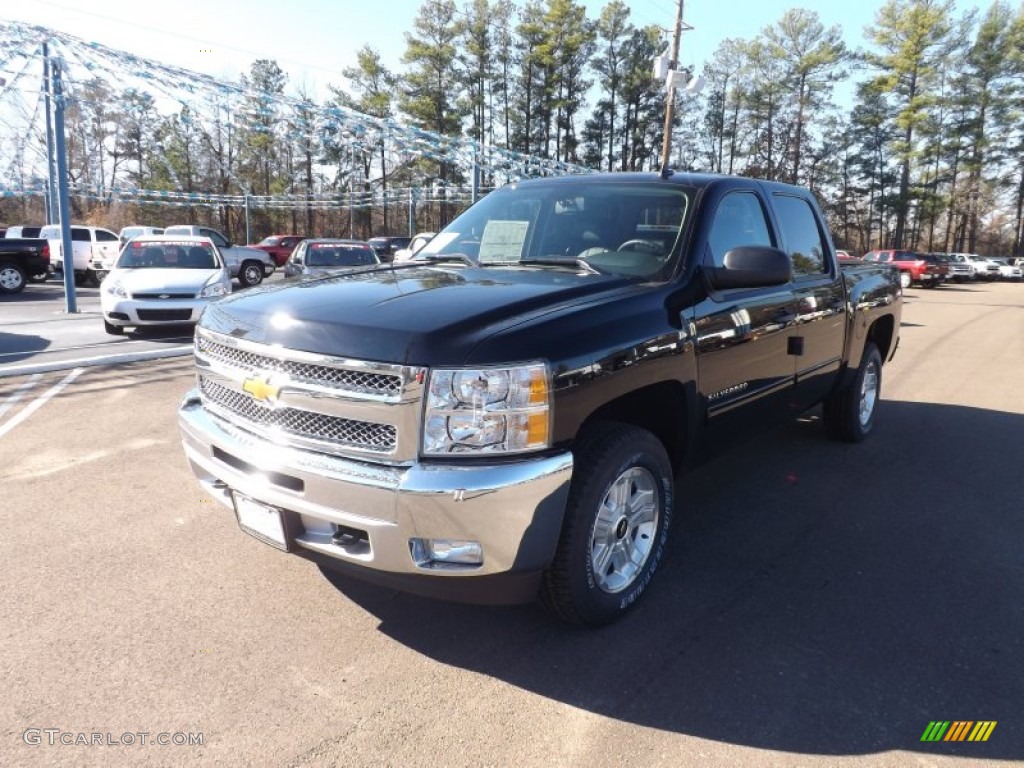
[{"left": 242, "top": 374, "right": 282, "bottom": 405}]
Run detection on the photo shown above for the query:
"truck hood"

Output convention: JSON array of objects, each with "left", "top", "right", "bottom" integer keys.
[{"left": 200, "top": 263, "right": 631, "bottom": 364}]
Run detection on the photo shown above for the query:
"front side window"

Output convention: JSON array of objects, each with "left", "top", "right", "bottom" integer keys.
[
  {"left": 705, "top": 191, "right": 773, "bottom": 268},
  {"left": 71, "top": 228, "right": 90, "bottom": 242},
  {"left": 773, "top": 194, "right": 827, "bottom": 276},
  {"left": 96, "top": 230, "right": 118, "bottom": 242}
]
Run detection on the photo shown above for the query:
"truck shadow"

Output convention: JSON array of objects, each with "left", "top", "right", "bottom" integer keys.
[
  {"left": 321, "top": 400, "right": 1023, "bottom": 758},
  {"left": 0, "top": 331, "right": 51, "bottom": 362}
]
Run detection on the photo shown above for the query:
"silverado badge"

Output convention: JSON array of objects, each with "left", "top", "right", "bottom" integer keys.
[{"left": 242, "top": 374, "right": 282, "bottom": 405}]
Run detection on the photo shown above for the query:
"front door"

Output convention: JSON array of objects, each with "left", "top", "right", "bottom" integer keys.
[{"left": 692, "top": 188, "right": 796, "bottom": 438}]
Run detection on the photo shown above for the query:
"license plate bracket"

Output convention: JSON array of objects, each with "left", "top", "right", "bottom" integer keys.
[{"left": 233, "top": 493, "right": 288, "bottom": 551}]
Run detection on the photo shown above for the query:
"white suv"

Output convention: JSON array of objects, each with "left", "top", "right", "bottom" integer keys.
[{"left": 40, "top": 225, "right": 120, "bottom": 286}]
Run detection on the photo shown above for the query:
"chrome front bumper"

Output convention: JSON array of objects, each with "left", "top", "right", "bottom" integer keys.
[{"left": 178, "top": 389, "right": 573, "bottom": 600}]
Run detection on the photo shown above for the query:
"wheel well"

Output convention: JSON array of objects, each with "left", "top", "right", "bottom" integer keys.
[
  {"left": 866, "top": 314, "right": 895, "bottom": 361},
  {"left": 579, "top": 380, "right": 688, "bottom": 473}
]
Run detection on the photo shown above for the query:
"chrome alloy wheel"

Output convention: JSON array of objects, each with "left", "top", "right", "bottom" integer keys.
[
  {"left": 0, "top": 265, "right": 25, "bottom": 291},
  {"left": 589, "top": 467, "right": 660, "bottom": 593},
  {"left": 859, "top": 359, "right": 879, "bottom": 428}
]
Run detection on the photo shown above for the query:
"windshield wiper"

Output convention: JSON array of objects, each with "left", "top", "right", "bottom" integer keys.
[
  {"left": 518, "top": 257, "right": 604, "bottom": 275},
  {"left": 421, "top": 253, "right": 477, "bottom": 266}
]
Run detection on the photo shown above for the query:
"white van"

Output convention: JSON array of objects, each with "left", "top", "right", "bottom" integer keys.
[{"left": 39, "top": 225, "right": 120, "bottom": 286}]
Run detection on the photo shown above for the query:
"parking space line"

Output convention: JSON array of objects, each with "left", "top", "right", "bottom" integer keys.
[
  {"left": 0, "top": 368, "right": 84, "bottom": 439},
  {"left": 0, "top": 374, "right": 43, "bottom": 419}
]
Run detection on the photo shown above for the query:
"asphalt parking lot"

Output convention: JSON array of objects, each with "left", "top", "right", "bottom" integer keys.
[{"left": 1, "top": 281, "right": 1022, "bottom": 767}]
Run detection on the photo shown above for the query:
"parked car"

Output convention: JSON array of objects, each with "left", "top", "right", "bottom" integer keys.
[
  {"left": 249, "top": 234, "right": 306, "bottom": 267},
  {"left": 5, "top": 225, "right": 48, "bottom": 282},
  {"left": 941, "top": 252, "right": 976, "bottom": 282},
  {"left": 991, "top": 258, "right": 1022, "bottom": 281},
  {"left": 5, "top": 225, "right": 43, "bottom": 239},
  {"left": 959, "top": 253, "right": 1001, "bottom": 281},
  {"left": 862, "top": 249, "right": 947, "bottom": 288},
  {"left": 179, "top": 171, "right": 902, "bottom": 626},
  {"left": 118, "top": 225, "right": 165, "bottom": 247},
  {"left": 163, "top": 225, "right": 275, "bottom": 287},
  {"left": 100, "top": 235, "right": 231, "bottom": 335},
  {"left": 283, "top": 239, "right": 379, "bottom": 278},
  {"left": 393, "top": 232, "right": 436, "bottom": 262},
  {"left": 367, "top": 236, "right": 412, "bottom": 263},
  {"left": 39, "top": 224, "right": 120, "bottom": 286},
  {"left": 0, "top": 237, "right": 50, "bottom": 294}
]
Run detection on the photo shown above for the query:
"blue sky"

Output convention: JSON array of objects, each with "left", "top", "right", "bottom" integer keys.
[{"left": 4, "top": 0, "right": 919, "bottom": 99}]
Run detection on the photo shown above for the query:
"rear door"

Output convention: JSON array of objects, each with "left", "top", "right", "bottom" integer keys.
[
  {"left": 769, "top": 191, "right": 847, "bottom": 409},
  {"left": 70, "top": 227, "right": 92, "bottom": 270},
  {"left": 93, "top": 229, "right": 120, "bottom": 267}
]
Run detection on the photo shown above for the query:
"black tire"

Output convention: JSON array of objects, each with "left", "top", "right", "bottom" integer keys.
[
  {"left": 87, "top": 270, "right": 103, "bottom": 287},
  {"left": 540, "top": 422, "right": 674, "bottom": 626},
  {"left": 823, "top": 342, "right": 882, "bottom": 443},
  {"left": 239, "top": 261, "right": 264, "bottom": 287},
  {"left": 0, "top": 261, "right": 27, "bottom": 293},
  {"left": 103, "top": 319, "right": 125, "bottom": 335},
  {"left": 73, "top": 272, "right": 87, "bottom": 287}
]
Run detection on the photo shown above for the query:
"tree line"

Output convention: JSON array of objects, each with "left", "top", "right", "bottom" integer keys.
[{"left": 2, "top": 0, "right": 1022, "bottom": 256}]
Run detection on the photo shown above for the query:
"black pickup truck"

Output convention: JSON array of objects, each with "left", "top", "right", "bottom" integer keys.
[
  {"left": 178, "top": 172, "right": 901, "bottom": 625},
  {"left": 0, "top": 238, "right": 51, "bottom": 294}
]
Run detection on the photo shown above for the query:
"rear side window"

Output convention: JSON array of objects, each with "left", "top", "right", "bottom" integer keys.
[
  {"left": 71, "top": 228, "right": 90, "bottom": 242},
  {"left": 706, "top": 191, "right": 773, "bottom": 268},
  {"left": 773, "top": 194, "right": 826, "bottom": 276},
  {"left": 96, "top": 230, "right": 118, "bottom": 242}
]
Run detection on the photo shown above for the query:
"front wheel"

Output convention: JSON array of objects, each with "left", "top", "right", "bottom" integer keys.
[
  {"left": 238, "top": 261, "right": 264, "bottom": 287},
  {"left": 541, "top": 423, "right": 674, "bottom": 626},
  {"left": 823, "top": 342, "right": 882, "bottom": 443}
]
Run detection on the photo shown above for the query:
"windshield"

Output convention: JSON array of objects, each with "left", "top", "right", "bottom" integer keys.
[
  {"left": 306, "top": 243, "right": 378, "bottom": 267},
  {"left": 117, "top": 241, "right": 219, "bottom": 269},
  {"left": 418, "top": 180, "right": 691, "bottom": 278}
]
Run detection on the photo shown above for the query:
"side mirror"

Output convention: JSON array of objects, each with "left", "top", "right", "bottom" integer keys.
[{"left": 705, "top": 246, "right": 792, "bottom": 290}]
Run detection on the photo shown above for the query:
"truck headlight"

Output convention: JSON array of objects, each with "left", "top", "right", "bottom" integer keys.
[{"left": 422, "top": 363, "right": 551, "bottom": 455}]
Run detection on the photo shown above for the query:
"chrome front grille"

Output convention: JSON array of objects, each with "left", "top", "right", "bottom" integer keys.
[
  {"left": 196, "top": 333, "right": 401, "bottom": 396},
  {"left": 201, "top": 378, "right": 397, "bottom": 452},
  {"left": 194, "top": 328, "right": 423, "bottom": 461}
]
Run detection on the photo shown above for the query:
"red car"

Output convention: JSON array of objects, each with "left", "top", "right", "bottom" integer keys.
[
  {"left": 249, "top": 234, "right": 306, "bottom": 267},
  {"left": 862, "top": 249, "right": 948, "bottom": 289}
]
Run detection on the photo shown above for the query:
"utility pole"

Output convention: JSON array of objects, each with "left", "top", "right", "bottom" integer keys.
[{"left": 659, "top": 0, "right": 685, "bottom": 175}]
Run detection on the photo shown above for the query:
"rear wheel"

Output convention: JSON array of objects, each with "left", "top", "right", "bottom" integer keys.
[
  {"left": 0, "top": 262, "right": 27, "bottom": 293},
  {"left": 540, "top": 422, "right": 674, "bottom": 626},
  {"left": 824, "top": 342, "right": 882, "bottom": 443},
  {"left": 239, "top": 260, "right": 264, "bottom": 287}
]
